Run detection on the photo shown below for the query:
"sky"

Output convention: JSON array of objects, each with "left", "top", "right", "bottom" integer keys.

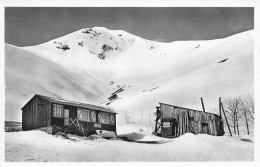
[{"left": 5, "top": 7, "right": 254, "bottom": 47}]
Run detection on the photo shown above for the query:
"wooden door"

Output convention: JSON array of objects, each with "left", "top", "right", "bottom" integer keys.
[
  {"left": 171, "top": 118, "right": 178, "bottom": 137},
  {"left": 64, "top": 109, "right": 70, "bottom": 126},
  {"left": 202, "top": 122, "right": 208, "bottom": 134}
]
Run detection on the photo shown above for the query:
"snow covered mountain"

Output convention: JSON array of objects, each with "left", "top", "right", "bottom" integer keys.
[{"left": 5, "top": 27, "right": 254, "bottom": 128}]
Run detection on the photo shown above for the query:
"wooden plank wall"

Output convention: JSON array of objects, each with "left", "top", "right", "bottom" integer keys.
[
  {"left": 22, "top": 98, "right": 36, "bottom": 130},
  {"left": 36, "top": 96, "right": 51, "bottom": 128},
  {"left": 22, "top": 96, "right": 51, "bottom": 130},
  {"left": 160, "top": 103, "right": 222, "bottom": 137}
]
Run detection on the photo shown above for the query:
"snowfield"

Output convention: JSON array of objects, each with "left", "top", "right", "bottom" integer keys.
[
  {"left": 5, "top": 27, "right": 254, "bottom": 126},
  {"left": 5, "top": 130, "right": 253, "bottom": 162},
  {"left": 4, "top": 27, "right": 255, "bottom": 162}
]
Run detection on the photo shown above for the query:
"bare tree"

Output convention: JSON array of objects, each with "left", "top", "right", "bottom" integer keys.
[
  {"left": 223, "top": 97, "right": 240, "bottom": 135},
  {"left": 235, "top": 109, "right": 240, "bottom": 135},
  {"left": 223, "top": 95, "right": 254, "bottom": 135},
  {"left": 238, "top": 95, "right": 254, "bottom": 135}
]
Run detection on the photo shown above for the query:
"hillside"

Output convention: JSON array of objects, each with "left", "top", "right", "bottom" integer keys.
[
  {"left": 5, "top": 27, "right": 254, "bottom": 128},
  {"left": 5, "top": 121, "right": 22, "bottom": 132},
  {"left": 5, "top": 121, "right": 22, "bottom": 128}
]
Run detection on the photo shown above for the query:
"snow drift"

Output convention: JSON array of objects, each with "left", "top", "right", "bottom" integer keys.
[{"left": 5, "top": 130, "right": 254, "bottom": 161}]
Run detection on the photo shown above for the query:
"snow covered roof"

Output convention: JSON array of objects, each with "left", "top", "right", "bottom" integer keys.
[{"left": 23, "top": 94, "right": 116, "bottom": 114}]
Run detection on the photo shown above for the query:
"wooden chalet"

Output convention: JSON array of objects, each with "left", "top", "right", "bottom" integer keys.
[
  {"left": 155, "top": 103, "right": 224, "bottom": 138},
  {"left": 22, "top": 94, "right": 117, "bottom": 135}
]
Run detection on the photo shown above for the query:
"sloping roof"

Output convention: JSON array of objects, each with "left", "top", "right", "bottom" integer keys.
[
  {"left": 23, "top": 94, "right": 116, "bottom": 114},
  {"left": 159, "top": 102, "right": 220, "bottom": 118}
]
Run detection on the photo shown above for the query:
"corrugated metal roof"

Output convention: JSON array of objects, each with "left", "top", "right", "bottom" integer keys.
[{"left": 36, "top": 94, "right": 116, "bottom": 114}]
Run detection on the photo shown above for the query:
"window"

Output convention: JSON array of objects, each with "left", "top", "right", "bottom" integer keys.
[
  {"left": 103, "top": 113, "right": 110, "bottom": 124},
  {"left": 53, "top": 104, "right": 63, "bottom": 118},
  {"left": 98, "top": 112, "right": 113, "bottom": 124},
  {"left": 77, "top": 109, "right": 83, "bottom": 120},
  {"left": 98, "top": 112, "right": 103, "bottom": 123},
  {"left": 82, "top": 109, "right": 90, "bottom": 121},
  {"left": 110, "top": 114, "right": 115, "bottom": 124},
  {"left": 77, "top": 108, "right": 91, "bottom": 121},
  {"left": 90, "top": 111, "right": 96, "bottom": 122},
  {"left": 64, "top": 109, "right": 70, "bottom": 126}
]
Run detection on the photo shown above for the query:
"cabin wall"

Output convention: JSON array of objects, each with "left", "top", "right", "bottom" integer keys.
[
  {"left": 22, "top": 96, "right": 51, "bottom": 130},
  {"left": 22, "top": 96, "right": 116, "bottom": 134},
  {"left": 160, "top": 103, "right": 224, "bottom": 138},
  {"left": 50, "top": 103, "right": 117, "bottom": 134},
  {"left": 51, "top": 102, "right": 66, "bottom": 126}
]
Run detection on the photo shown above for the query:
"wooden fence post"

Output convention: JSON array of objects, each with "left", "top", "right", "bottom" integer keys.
[{"left": 219, "top": 97, "right": 232, "bottom": 136}]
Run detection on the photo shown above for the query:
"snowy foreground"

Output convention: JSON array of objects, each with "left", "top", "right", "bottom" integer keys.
[{"left": 5, "top": 130, "right": 253, "bottom": 162}]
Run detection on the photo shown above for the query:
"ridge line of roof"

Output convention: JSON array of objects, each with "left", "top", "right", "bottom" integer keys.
[
  {"left": 159, "top": 102, "right": 220, "bottom": 117},
  {"left": 22, "top": 94, "right": 116, "bottom": 114}
]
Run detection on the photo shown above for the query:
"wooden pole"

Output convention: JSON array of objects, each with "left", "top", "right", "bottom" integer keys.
[
  {"left": 155, "top": 107, "right": 158, "bottom": 133},
  {"left": 218, "top": 98, "right": 223, "bottom": 136},
  {"left": 220, "top": 97, "right": 232, "bottom": 136},
  {"left": 201, "top": 97, "right": 205, "bottom": 112},
  {"left": 155, "top": 107, "right": 160, "bottom": 133},
  {"left": 219, "top": 98, "right": 222, "bottom": 118}
]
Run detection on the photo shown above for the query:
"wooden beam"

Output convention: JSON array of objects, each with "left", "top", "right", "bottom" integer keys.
[
  {"left": 155, "top": 107, "right": 159, "bottom": 133},
  {"left": 200, "top": 97, "right": 205, "bottom": 112},
  {"left": 156, "top": 124, "right": 161, "bottom": 132},
  {"left": 219, "top": 98, "right": 222, "bottom": 118},
  {"left": 220, "top": 97, "right": 232, "bottom": 136}
]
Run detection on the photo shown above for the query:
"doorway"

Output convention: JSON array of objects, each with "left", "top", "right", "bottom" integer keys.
[{"left": 64, "top": 109, "right": 70, "bottom": 126}]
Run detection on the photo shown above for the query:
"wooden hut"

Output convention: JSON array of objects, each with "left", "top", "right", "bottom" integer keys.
[
  {"left": 154, "top": 103, "right": 224, "bottom": 138},
  {"left": 22, "top": 94, "right": 117, "bottom": 135}
]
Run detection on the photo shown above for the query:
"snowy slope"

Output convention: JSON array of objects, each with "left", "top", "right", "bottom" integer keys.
[
  {"left": 5, "top": 27, "right": 254, "bottom": 129},
  {"left": 5, "top": 44, "right": 109, "bottom": 121}
]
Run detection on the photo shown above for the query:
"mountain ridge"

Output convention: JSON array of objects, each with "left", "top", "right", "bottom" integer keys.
[{"left": 5, "top": 28, "right": 254, "bottom": 127}]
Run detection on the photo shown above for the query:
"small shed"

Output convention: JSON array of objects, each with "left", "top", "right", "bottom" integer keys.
[
  {"left": 22, "top": 94, "right": 117, "bottom": 135},
  {"left": 154, "top": 103, "right": 224, "bottom": 138}
]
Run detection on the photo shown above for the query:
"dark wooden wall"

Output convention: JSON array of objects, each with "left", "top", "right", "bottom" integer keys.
[
  {"left": 160, "top": 103, "right": 224, "bottom": 138},
  {"left": 51, "top": 103, "right": 117, "bottom": 134},
  {"left": 22, "top": 95, "right": 116, "bottom": 134},
  {"left": 22, "top": 96, "right": 51, "bottom": 130}
]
